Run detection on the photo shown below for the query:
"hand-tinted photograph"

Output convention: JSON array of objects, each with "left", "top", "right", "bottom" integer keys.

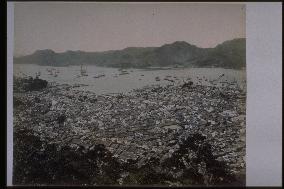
[{"left": 13, "top": 2, "right": 246, "bottom": 186}]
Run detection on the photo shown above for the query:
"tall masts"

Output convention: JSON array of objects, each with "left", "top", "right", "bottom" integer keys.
[{"left": 80, "top": 64, "right": 88, "bottom": 76}]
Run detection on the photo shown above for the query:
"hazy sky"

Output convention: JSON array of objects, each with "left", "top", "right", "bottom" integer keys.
[{"left": 14, "top": 2, "right": 245, "bottom": 56}]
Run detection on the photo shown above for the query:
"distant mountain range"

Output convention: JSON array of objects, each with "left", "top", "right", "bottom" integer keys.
[{"left": 14, "top": 38, "right": 246, "bottom": 69}]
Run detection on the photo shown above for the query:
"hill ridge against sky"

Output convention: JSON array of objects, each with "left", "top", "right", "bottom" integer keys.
[{"left": 14, "top": 38, "right": 246, "bottom": 69}]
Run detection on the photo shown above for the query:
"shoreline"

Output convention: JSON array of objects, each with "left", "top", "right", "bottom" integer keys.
[{"left": 14, "top": 63, "right": 246, "bottom": 71}]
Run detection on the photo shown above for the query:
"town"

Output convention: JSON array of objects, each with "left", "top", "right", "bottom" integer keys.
[{"left": 13, "top": 76, "right": 246, "bottom": 185}]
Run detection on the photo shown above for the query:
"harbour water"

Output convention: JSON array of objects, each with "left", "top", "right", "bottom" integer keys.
[{"left": 14, "top": 64, "right": 246, "bottom": 94}]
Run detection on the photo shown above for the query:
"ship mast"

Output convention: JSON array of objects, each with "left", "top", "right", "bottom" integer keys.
[{"left": 80, "top": 63, "right": 87, "bottom": 76}]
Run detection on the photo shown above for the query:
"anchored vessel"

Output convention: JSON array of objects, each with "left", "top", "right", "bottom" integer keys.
[{"left": 80, "top": 64, "right": 88, "bottom": 76}]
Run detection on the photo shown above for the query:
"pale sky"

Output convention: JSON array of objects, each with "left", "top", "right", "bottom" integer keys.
[{"left": 14, "top": 2, "right": 245, "bottom": 56}]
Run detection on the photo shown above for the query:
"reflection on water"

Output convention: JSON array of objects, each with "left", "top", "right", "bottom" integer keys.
[{"left": 14, "top": 64, "right": 246, "bottom": 94}]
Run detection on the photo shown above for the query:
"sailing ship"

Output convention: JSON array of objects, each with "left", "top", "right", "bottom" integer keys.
[
  {"left": 80, "top": 64, "right": 88, "bottom": 76},
  {"left": 47, "top": 68, "right": 53, "bottom": 75},
  {"left": 47, "top": 68, "right": 58, "bottom": 76}
]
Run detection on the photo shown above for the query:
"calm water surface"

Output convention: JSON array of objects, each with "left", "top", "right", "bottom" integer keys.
[{"left": 14, "top": 64, "right": 246, "bottom": 94}]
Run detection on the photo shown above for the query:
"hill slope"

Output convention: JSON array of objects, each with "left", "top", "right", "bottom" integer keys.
[{"left": 14, "top": 38, "right": 246, "bottom": 69}]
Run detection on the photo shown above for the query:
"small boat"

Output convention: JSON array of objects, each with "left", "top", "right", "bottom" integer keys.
[
  {"left": 119, "top": 71, "right": 129, "bottom": 75},
  {"left": 155, "top": 76, "right": 160, "bottom": 81},
  {"left": 119, "top": 73, "right": 129, "bottom": 75},
  {"left": 164, "top": 78, "right": 174, "bottom": 82},
  {"left": 93, "top": 74, "right": 105, "bottom": 78}
]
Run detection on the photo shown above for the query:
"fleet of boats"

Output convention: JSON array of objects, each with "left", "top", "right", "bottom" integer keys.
[
  {"left": 41, "top": 67, "right": 178, "bottom": 82},
  {"left": 46, "top": 68, "right": 59, "bottom": 77},
  {"left": 33, "top": 68, "right": 235, "bottom": 89}
]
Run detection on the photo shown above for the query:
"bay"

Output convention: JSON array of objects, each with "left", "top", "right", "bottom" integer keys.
[{"left": 14, "top": 64, "right": 246, "bottom": 94}]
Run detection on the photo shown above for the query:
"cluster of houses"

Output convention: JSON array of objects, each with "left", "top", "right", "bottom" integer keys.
[{"left": 13, "top": 76, "right": 246, "bottom": 177}]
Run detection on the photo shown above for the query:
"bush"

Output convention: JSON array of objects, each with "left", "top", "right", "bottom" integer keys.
[
  {"left": 13, "top": 128, "right": 243, "bottom": 186},
  {"left": 13, "top": 128, "right": 121, "bottom": 185},
  {"left": 14, "top": 77, "right": 48, "bottom": 92}
]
